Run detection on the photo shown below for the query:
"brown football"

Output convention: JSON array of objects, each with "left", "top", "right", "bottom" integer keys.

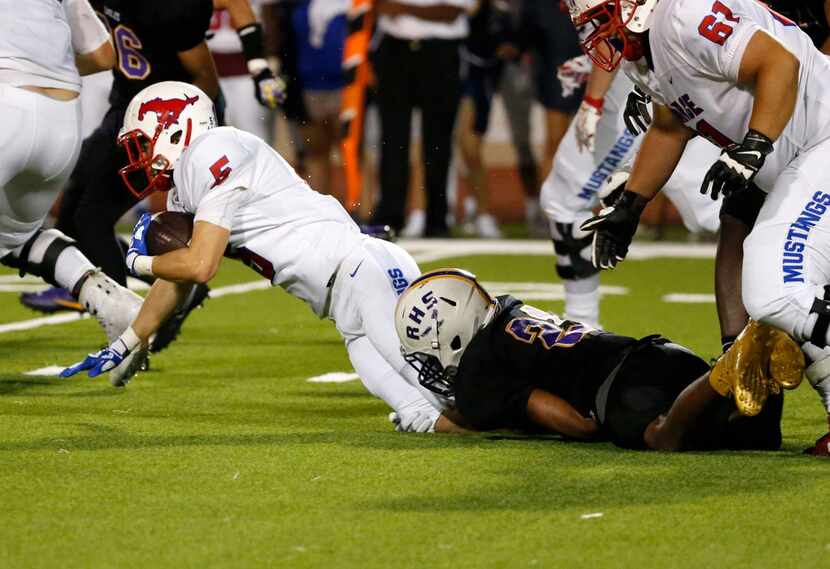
[{"left": 146, "top": 211, "right": 194, "bottom": 255}]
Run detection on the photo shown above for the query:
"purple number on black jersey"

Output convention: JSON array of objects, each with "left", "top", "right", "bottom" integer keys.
[
  {"left": 114, "top": 24, "right": 151, "bottom": 80},
  {"left": 505, "top": 317, "right": 587, "bottom": 350}
]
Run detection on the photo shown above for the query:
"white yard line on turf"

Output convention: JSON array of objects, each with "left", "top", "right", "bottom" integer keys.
[
  {"left": 662, "top": 293, "right": 716, "bottom": 303},
  {"left": 24, "top": 365, "right": 67, "bottom": 376},
  {"left": 402, "top": 239, "right": 716, "bottom": 263},
  {"left": 0, "top": 312, "right": 90, "bottom": 334},
  {"left": 306, "top": 372, "right": 359, "bottom": 383}
]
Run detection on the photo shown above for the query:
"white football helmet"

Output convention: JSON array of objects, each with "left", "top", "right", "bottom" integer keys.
[
  {"left": 118, "top": 81, "right": 217, "bottom": 198},
  {"left": 395, "top": 269, "right": 497, "bottom": 397},
  {"left": 565, "top": 0, "right": 659, "bottom": 71}
]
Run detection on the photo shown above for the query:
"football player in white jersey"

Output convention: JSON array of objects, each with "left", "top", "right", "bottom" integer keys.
[
  {"left": 0, "top": 0, "right": 147, "bottom": 383},
  {"left": 61, "top": 81, "right": 448, "bottom": 433},
  {"left": 540, "top": 57, "right": 721, "bottom": 328},
  {"left": 565, "top": 0, "right": 830, "bottom": 450}
]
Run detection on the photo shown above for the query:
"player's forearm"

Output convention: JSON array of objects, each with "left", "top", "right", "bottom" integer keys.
[
  {"left": 75, "top": 42, "right": 115, "bottom": 75},
  {"left": 738, "top": 31, "right": 799, "bottom": 141},
  {"left": 434, "top": 413, "right": 475, "bottom": 434},
  {"left": 214, "top": 0, "right": 257, "bottom": 29},
  {"left": 130, "top": 279, "right": 190, "bottom": 344},
  {"left": 747, "top": 57, "right": 798, "bottom": 141},
  {"left": 626, "top": 112, "right": 691, "bottom": 201},
  {"left": 179, "top": 43, "right": 220, "bottom": 100},
  {"left": 150, "top": 247, "right": 221, "bottom": 284},
  {"left": 584, "top": 64, "right": 616, "bottom": 101},
  {"left": 526, "top": 389, "right": 599, "bottom": 440}
]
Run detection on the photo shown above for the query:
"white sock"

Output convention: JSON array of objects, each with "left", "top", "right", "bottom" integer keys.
[{"left": 564, "top": 275, "right": 600, "bottom": 328}]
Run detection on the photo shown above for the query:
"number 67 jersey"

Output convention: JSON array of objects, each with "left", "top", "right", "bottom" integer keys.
[
  {"left": 92, "top": 0, "right": 213, "bottom": 108},
  {"left": 645, "top": 0, "right": 830, "bottom": 192}
]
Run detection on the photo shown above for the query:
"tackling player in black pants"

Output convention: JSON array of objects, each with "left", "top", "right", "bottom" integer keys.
[{"left": 394, "top": 269, "right": 804, "bottom": 451}]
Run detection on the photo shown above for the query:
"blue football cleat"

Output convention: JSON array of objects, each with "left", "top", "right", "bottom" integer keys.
[{"left": 20, "top": 286, "right": 84, "bottom": 313}]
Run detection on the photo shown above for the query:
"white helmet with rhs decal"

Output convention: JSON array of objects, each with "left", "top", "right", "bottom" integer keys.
[
  {"left": 118, "top": 81, "right": 217, "bottom": 198},
  {"left": 565, "top": 0, "right": 659, "bottom": 71},
  {"left": 394, "top": 269, "right": 497, "bottom": 397}
]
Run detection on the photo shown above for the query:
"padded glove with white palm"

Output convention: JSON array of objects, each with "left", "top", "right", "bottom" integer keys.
[
  {"left": 580, "top": 190, "right": 649, "bottom": 270},
  {"left": 701, "top": 129, "right": 773, "bottom": 200},
  {"left": 623, "top": 85, "right": 652, "bottom": 135}
]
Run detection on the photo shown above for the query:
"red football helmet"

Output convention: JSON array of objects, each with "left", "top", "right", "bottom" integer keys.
[
  {"left": 565, "top": 0, "right": 659, "bottom": 71},
  {"left": 117, "top": 81, "right": 217, "bottom": 198}
]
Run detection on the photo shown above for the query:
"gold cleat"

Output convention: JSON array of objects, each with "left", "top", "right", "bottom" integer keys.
[
  {"left": 710, "top": 320, "right": 777, "bottom": 416},
  {"left": 768, "top": 328, "right": 805, "bottom": 390}
]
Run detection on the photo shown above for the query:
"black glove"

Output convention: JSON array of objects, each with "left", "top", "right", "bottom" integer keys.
[
  {"left": 580, "top": 190, "right": 649, "bottom": 270},
  {"left": 700, "top": 129, "right": 773, "bottom": 200},
  {"left": 623, "top": 85, "right": 652, "bottom": 135}
]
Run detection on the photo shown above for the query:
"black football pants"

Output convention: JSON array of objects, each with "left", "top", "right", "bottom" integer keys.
[
  {"left": 372, "top": 36, "right": 461, "bottom": 234},
  {"left": 56, "top": 105, "right": 138, "bottom": 287}
]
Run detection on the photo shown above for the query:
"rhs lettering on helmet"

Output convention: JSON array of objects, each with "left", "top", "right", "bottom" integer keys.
[
  {"left": 421, "top": 291, "right": 438, "bottom": 310},
  {"left": 138, "top": 95, "right": 199, "bottom": 128},
  {"left": 408, "top": 305, "right": 426, "bottom": 324}
]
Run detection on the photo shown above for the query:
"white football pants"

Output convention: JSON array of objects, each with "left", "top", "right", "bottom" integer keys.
[
  {"left": 329, "top": 236, "right": 447, "bottom": 415},
  {"left": 0, "top": 84, "right": 82, "bottom": 258},
  {"left": 742, "top": 136, "right": 830, "bottom": 345}
]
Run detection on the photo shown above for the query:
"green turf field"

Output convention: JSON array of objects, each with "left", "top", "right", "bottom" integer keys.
[{"left": 1, "top": 241, "right": 828, "bottom": 569}]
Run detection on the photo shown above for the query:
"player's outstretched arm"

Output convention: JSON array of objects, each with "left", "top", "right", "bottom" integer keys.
[
  {"left": 178, "top": 42, "right": 221, "bottom": 100},
  {"left": 626, "top": 103, "right": 695, "bottom": 202},
  {"left": 738, "top": 31, "right": 799, "bottom": 143},
  {"left": 525, "top": 389, "right": 599, "bottom": 441},
  {"left": 144, "top": 221, "right": 230, "bottom": 285}
]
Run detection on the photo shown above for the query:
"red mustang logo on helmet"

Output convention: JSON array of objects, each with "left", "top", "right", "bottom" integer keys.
[{"left": 138, "top": 95, "right": 199, "bottom": 129}]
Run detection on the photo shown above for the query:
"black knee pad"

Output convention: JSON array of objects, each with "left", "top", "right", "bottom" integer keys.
[
  {"left": 809, "top": 285, "right": 830, "bottom": 348},
  {"left": 551, "top": 222, "right": 598, "bottom": 280},
  {"left": 720, "top": 182, "right": 766, "bottom": 228},
  {"left": 1, "top": 228, "right": 77, "bottom": 287}
]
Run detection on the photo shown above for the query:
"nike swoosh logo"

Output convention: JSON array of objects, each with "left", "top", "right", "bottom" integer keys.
[
  {"left": 349, "top": 260, "right": 364, "bottom": 278},
  {"left": 737, "top": 150, "right": 762, "bottom": 160}
]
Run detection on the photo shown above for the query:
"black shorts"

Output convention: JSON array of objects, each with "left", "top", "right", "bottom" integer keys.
[
  {"left": 462, "top": 61, "right": 503, "bottom": 135},
  {"left": 603, "top": 342, "right": 709, "bottom": 449},
  {"left": 530, "top": 7, "right": 584, "bottom": 112}
]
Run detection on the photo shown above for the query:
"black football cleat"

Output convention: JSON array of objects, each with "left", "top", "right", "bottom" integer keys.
[{"left": 150, "top": 283, "right": 209, "bottom": 353}]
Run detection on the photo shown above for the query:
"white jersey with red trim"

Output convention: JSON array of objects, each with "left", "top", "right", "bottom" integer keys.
[
  {"left": 645, "top": 0, "right": 830, "bottom": 192},
  {"left": 168, "top": 126, "right": 363, "bottom": 316}
]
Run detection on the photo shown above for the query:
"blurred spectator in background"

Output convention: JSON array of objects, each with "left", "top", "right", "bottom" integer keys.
[
  {"left": 455, "top": 0, "right": 515, "bottom": 238},
  {"left": 288, "top": 0, "right": 349, "bottom": 196},
  {"left": 519, "top": 0, "right": 583, "bottom": 178},
  {"left": 371, "top": 0, "right": 475, "bottom": 237}
]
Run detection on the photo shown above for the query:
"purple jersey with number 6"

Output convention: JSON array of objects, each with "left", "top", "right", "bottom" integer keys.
[{"left": 92, "top": 0, "right": 213, "bottom": 108}]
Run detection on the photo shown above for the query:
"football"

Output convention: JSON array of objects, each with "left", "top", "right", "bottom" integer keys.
[{"left": 146, "top": 211, "right": 194, "bottom": 255}]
